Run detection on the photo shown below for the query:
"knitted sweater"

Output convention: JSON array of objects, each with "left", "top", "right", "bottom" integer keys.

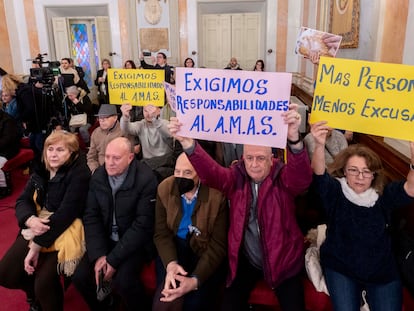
[{"left": 314, "top": 172, "right": 414, "bottom": 283}]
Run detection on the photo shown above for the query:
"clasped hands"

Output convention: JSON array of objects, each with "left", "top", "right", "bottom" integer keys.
[{"left": 160, "top": 261, "right": 198, "bottom": 302}]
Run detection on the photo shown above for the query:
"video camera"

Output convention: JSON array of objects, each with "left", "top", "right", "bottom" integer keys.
[{"left": 29, "top": 53, "right": 61, "bottom": 86}]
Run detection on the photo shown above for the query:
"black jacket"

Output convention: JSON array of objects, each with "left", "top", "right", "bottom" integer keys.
[
  {"left": 15, "top": 154, "right": 90, "bottom": 248},
  {"left": 84, "top": 159, "right": 158, "bottom": 268},
  {"left": 0, "top": 110, "right": 19, "bottom": 159},
  {"left": 140, "top": 60, "right": 174, "bottom": 84}
]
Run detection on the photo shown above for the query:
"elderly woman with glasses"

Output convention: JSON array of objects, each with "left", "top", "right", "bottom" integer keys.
[{"left": 310, "top": 120, "right": 414, "bottom": 311}]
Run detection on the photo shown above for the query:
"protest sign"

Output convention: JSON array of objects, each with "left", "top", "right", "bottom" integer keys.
[
  {"left": 310, "top": 57, "right": 414, "bottom": 141},
  {"left": 163, "top": 81, "right": 176, "bottom": 112},
  {"left": 295, "top": 27, "right": 342, "bottom": 64},
  {"left": 107, "top": 68, "right": 165, "bottom": 106},
  {"left": 175, "top": 67, "right": 292, "bottom": 148}
]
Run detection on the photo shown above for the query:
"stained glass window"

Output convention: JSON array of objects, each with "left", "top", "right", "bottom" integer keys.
[{"left": 70, "top": 23, "right": 93, "bottom": 87}]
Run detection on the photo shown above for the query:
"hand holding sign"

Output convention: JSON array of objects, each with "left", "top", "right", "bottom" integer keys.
[
  {"left": 168, "top": 117, "right": 195, "bottom": 150},
  {"left": 120, "top": 103, "right": 132, "bottom": 118},
  {"left": 284, "top": 103, "right": 302, "bottom": 142},
  {"left": 310, "top": 121, "right": 331, "bottom": 147}
]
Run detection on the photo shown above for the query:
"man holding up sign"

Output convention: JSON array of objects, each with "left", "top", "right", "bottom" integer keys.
[{"left": 168, "top": 102, "right": 312, "bottom": 311}]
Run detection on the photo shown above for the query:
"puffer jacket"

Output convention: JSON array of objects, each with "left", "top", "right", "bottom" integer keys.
[{"left": 188, "top": 142, "right": 312, "bottom": 288}]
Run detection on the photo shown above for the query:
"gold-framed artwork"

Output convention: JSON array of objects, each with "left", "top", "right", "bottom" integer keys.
[{"left": 329, "top": 0, "right": 360, "bottom": 48}]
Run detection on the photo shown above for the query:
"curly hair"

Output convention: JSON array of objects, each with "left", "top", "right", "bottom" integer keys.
[
  {"left": 328, "top": 144, "right": 387, "bottom": 194},
  {"left": 2, "top": 74, "right": 23, "bottom": 96}
]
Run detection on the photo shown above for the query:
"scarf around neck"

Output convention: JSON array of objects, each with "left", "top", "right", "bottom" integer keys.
[{"left": 337, "top": 177, "right": 379, "bottom": 207}]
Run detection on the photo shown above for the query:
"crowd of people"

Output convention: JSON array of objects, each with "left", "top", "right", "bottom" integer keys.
[{"left": 0, "top": 54, "right": 414, "bottom": 311}]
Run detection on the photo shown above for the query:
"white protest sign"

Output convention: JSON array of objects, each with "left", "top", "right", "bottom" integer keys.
[{"left": 175, "top": 68, "right": 292, "bottom": 148}]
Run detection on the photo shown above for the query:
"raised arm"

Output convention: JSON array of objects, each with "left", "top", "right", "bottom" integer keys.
[
  {"left": 168, "top": 117, "right": 195, "bottom": 150},
  {"left": 404, "top": 142, "right": 414, "bottom": 197},
  {"left": 310, "top": 121, "right": 331, "bottom": 175}
]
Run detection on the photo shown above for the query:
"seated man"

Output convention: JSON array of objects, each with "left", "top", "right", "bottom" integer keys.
[
  {"left": 153, "top": 152, "right": 228, "bottom": 311},
  {"left": 72, "top": 137, "right": 158, "bottom": 311},
  {"left": 120, "top": 103, "right": 177, "bottom": 181},
  {"left": 86, "top": 104, "right": 122, "bottom": 173}
]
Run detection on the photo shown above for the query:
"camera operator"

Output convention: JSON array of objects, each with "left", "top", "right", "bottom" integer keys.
[{"left": 17, "top": 55, "right": 63, "bottom": 164}]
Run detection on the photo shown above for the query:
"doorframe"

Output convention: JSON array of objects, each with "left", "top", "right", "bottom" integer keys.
[
  {"left": 34, "top": 0, "right": 123, "bottom": 68},
  {"left": 187, "top": 0, "right": 271, "bottom": 70}
]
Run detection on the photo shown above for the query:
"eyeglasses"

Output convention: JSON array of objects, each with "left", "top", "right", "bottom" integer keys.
[
  {"left": 244, "top": 155, "right": 268, "bottom": 164},
  {"left": 345, "top": 167, "right": 375, "bottom": 178}
]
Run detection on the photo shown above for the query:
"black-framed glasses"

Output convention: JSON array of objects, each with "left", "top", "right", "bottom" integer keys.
[{"left": 345, "top": 167, "right": 375, "bottom": 178}]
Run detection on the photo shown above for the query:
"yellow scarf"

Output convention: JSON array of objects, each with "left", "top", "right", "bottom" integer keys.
[{"left": 23, "top": 190, "right": 86, "bottom": 276}]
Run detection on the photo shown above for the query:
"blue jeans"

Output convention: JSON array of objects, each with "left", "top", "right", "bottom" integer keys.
[{"left": 324, "top": 267, "right": 402, "bottom": 311}]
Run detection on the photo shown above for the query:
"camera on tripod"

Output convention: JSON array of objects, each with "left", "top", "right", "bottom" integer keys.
[{"left": 29, "top": 53, "right": 61, "bottom": 86}]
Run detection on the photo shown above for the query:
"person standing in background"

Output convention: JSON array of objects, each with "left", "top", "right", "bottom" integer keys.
[{"left": 95, "top": 59, "right": 111, "bottom": 106}]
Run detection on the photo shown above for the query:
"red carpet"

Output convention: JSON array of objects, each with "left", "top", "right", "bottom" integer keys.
[{"left": 0, "top": 169, "right": 89, "bottom": 310}]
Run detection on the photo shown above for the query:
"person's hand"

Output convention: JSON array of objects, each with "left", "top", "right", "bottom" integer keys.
[
  {"left": 310, "top": 121, "right": 331, "bottom": 146},
  {"left": 322, "top": 33, "right": 341, "bottom": 50},
  {"left": 120, "top": 103, "right": 132, "bottom": 119},
  {"left": 72, "top": 98, "right": 79, "bottom": 105},
  {"left": 160, "top": 275, "right": 198, "bottom": 302},
  {"left": 24, "top": 242, "right": 41, "bottom": 275},
  {"left": 307, "top": 50, "right": 320, "bottom": 65},
  {"left": 322, "top": 33, "right": 341, "bottom": 56},
  {"left": 168, "top": 117, "right": 194, "bottom": 149},
  {"left": 282, "top": 103, "right": 301, "bottom": 142},
  {"left": 94, "top": 256, "right": 108, "bottom": 285},
  {"left": 26, "top": 216, "right": 50, "bottom": 236},
  {"left": 164, "top": 261, "right": 187, "bottom": 291},
  {"left": 145, "top": 104, "right": 158, "bottom": 121}
]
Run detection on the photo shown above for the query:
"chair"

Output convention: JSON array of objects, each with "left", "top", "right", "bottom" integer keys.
[
  {"left": 2, "top": 138, "right": 34, "bottom": 193},
  {"left": 247, "top": 277, "right": 333, "bottom": 311}
]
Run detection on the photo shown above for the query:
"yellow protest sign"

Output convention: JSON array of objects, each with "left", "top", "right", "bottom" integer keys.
[
  {"left": 107, "top": 68, "right": 165, "bottom": 106},
  {"left": 310, "top": 57, "right": 414, "bottom": 141}
]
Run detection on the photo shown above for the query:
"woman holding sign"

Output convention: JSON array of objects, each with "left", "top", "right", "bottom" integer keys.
[{"left": 310, "top": 121, "right": 414, "bottom": 311}]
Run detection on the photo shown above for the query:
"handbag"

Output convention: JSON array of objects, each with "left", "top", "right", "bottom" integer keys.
[{"left": 69, "top": 113, "right": 87, "bottom": 127}]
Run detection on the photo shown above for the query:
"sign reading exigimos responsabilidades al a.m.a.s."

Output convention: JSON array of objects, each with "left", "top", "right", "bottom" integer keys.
[
  {"left": 107, "top": 68, "right": 165, "bottom": 106},
  {"left": 174, "top": 67, "right": 292, "bottom": 148},
  {"left": 310, "top": 57, "right": 414, "bottom": 141}
]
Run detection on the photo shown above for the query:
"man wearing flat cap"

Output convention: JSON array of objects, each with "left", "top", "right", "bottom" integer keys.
[{"left": 87, "top": 104, "right": 123, "bottom": 173}]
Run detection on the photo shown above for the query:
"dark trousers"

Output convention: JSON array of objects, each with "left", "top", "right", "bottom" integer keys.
[
  {"left": 152, "top": 237, "right": 225, "bottom": 311},
  {"left": 0, "top": 235, "right": 63, "bottom": 311},
  {"left": 72, "top": 250, "right": 148, "bottom": 311},
  {"left": 220, "top": 254, "right": 305, "bottom": 311}
]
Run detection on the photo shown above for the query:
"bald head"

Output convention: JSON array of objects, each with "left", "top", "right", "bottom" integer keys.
[
  {"left": 105, "top": 137, "right": 134, "bottom": 176},
  {"left": 174, "top": 152, "right": 199, "bottom": 193}
]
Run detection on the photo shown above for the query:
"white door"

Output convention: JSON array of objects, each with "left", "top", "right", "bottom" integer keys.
[
  {"left": 201, "top": 13, "right": 261, "bottom": 70},
  {"left": 52, "top": 17, "right": 112, "bottom": 102}
]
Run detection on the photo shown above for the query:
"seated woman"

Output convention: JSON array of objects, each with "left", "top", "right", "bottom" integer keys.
[
  {"left": 65, "top": 85, "right": 94, "bottom": 146},
  {"left": 310, "top": 120, "right": 414, "bottom": 311},
  {"left": 0, "top": 130, "right": 90, "bottom": 311}
]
